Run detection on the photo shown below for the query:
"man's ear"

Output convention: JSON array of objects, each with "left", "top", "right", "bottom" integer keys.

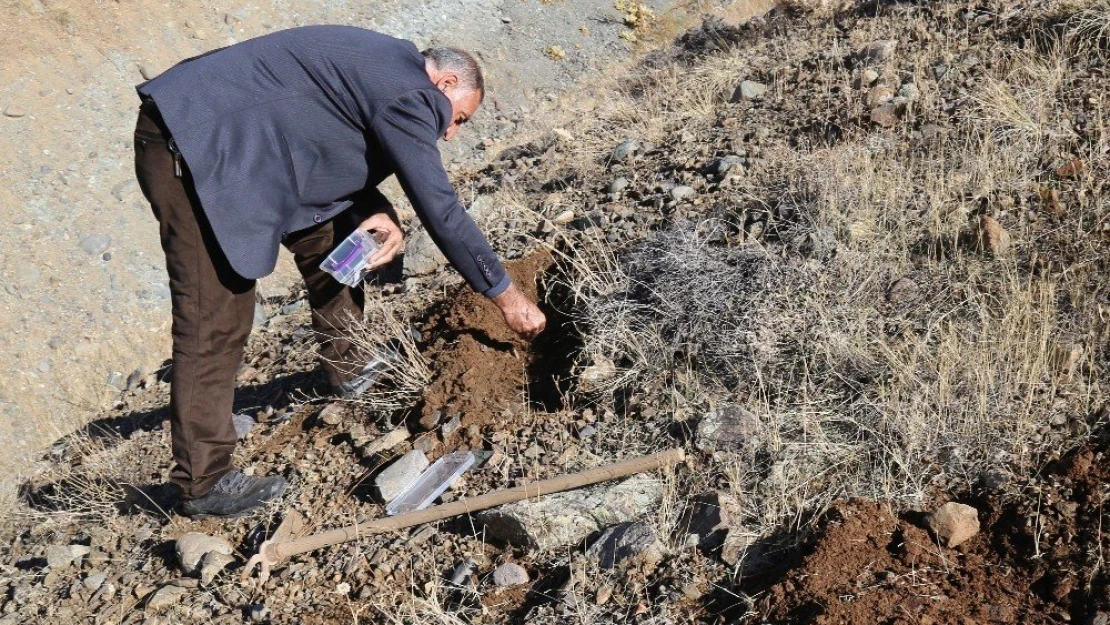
[{"left": 437, "top": 72, "right": 460, "bottom": 92}]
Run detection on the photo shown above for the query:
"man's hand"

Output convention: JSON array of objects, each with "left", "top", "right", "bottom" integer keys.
[
  {"left": 358, "top": 213, "right": 404, "bottom": 270},
  {"left": 491, "top": 282, "right": 547, "bottom": 340}
]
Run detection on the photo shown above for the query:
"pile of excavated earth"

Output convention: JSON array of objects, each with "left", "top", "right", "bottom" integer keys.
[{"left": 3, "top": 0, "right": 1109, "bottom": 623}]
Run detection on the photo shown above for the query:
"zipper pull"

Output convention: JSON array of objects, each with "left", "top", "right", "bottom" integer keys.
[{"left": 168, "top": 139, "right": 183, "bottom": 178}]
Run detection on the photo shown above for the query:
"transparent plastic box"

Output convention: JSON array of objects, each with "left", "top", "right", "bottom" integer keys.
[
  {"left": 385, "top": 451, "right": 476, "bottom": 516},
  {"left": 320, "top": 229, "right": 381, "bottom": 287}
]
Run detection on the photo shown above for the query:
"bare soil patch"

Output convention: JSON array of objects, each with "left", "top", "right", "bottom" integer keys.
[
  {"left": 416, "top": 252, "right": 581, "bottom": 446},
  {"left": 750, "top": 441, "right": 1110, "bottom": 624}
]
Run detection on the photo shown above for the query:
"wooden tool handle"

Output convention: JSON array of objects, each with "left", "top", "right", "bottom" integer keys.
[{"left": 270, "top": 448, "right": 685, "bottom": 561}]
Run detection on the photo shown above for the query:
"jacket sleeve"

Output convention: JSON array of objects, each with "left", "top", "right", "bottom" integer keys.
[{"left": 371, "top": 90, "right": 511, "bottom": 297}]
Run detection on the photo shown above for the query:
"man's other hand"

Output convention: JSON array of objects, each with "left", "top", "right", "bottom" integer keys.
[
  {"left": 359, "top": 213, "right": 404, "bottom": 269},
  {"left": 491, "top": 282, "right": 547, "bottom": 340}
]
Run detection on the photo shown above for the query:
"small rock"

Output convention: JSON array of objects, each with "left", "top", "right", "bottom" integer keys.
[
  {"left": 374, "top": 450, "right": 429, "bottom": 503},
  {"left": 720, "top": 528, "right": 755, "bottom": 566},
  {"left": 587, "top": 522, "right": 666, "bottom": 570},
  {"left": 175, "top": 533, "right": 233, "bottom": 576},
  {"left": 870, "top": 104, "right": 901, "bottom": 127},
  {"left": 79, "top": 234, "right": 111, "bottom": 256},
  {"left": 613, "top": 139, "right": 639, "bottom": 161},
  {"left": 866, "top": 85, "right": 896, "bottom": 108},
  {"left": 199, "top": 551, "right": 235, "bottom": 585},
  {"left": 731, "top": 80, "right": 768, "bottom": 102},
  {"left": 83, "top": 571, "right": 106, "bottom": 592},
  {"left": 580, "top": 357, "right": 616, "bottom": 388},
  {"left": 886, "top": 277, "right": 920, "bottom": 304},
  {"left": 670, "top": 186, "right": 695, "bottom": 202},
  {"left": 609, "top": 177, "right": 630, "bottom": 194},
  {"left": 925, "top": 502, "right": 980, "bottom": 548},
  {"left": 45, "top": 544, "right": 90, "bottom": 569},
  {"left": 125, "top": 367, "right": 148, "bottom": 391},
  {"left": 920, "top": 123, "right": 945, "bottom": 141},
  {"left": 1089, "top": 612, "right": 1110, "bottom": 625},
  {"left": 3, "top": 104, "right": 26, "bottom": 118},
  {"left": 138, "top": 63, "right": 158, "bottom": 80},
  {"left": 492, "top": 562, "right": 530, "bottom": 587},
  {"left": 361, "top": 428, "right": 410, "bottom": 457},
  {"left": 859, "top": 68, "right": 880, "bottom": 87},
  {"left": 595, "top": 585, "right": 613, "bottom": 605},
  {"left": 713, "top": 155, "right": 743, "bottom": 176},
  {"left": 678, "top": 491, "right": 739, "bottom": 547},
  {"left": 319, "top": 402, "right": 343, "bottom": 426},
  {"left": 552, "top": 209, "right": 576, "bottom": 225},
  {"left": 232, "top": 413, "right": 256, "bottom": 439},
  {"left": 577, "top": 424, "right": 597, "bottom": 439},
  {"left": 413, "top": 432, "right": 439, "bottom": 454},
  {"left": 1055, "top": 158, "right": 1085, "bottom": 179},
  {"left": 977, "top": 215, "right": 1010, "bottom": 255},
  {"left": 145, "top": 584, "right": 188, "bottom": 610},
  {"left": 441, "top": 414, "right": 462, "bottom": 437},
  {"left": 449, "top": 560, "right": 477, "bottom": 586},
  {"left": 248, "top": 603, "right": 270, "bottom": 622},
  {"left": 695, "top": 405, "right": 763, "bottom": 456},
  {"left": 857, "top": 40, "right": 897, "bottom": 64},
  {"left": 898, "top": 82, "right": 920, "bottom": 102}
]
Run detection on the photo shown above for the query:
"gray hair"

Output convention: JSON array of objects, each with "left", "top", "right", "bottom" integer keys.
[{"left": 421, "top": 47, "right": 485, "bottom": 100}]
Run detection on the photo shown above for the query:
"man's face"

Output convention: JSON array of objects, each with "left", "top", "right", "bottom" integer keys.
[{"left": 442, "top": 87, "right": 480, "bottom": 141}]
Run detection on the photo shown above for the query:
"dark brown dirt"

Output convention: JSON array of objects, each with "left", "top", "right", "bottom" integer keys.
[
  {"left": 750, "top": 444, "right": 1110, "bottom": 624},
  {"left": 416, "top": 252, "right": 576, "bottom": 448}
]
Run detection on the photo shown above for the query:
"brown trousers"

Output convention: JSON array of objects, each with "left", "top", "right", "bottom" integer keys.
[{"left": 134, "top": 101, "right": 381, "bottom": 498}]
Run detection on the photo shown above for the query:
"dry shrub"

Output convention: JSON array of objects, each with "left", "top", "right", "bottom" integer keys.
[{"left": 336, "top": 294, "right": 432, "bottom": 415}]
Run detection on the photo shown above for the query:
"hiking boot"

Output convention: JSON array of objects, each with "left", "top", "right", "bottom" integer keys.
[{"left": 180, "top": 470, "right": 287, "bottom": 519}]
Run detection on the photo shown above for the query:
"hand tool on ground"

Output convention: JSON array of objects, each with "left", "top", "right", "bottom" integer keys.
[{"left": 242, "top": 448, "right": 685, "bottom": 583}]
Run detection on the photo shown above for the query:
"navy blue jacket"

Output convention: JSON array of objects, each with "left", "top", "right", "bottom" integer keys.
[{"left": 137, "top": 25, "right": 509, "bottom": 296}]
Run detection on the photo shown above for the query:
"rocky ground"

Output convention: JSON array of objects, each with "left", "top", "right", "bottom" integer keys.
[{"left": 2, "top": 0, "right": 1108, "bottom": 623}]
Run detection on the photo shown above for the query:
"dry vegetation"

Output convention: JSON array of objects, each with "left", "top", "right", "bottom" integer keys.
[{"left": 524, "top": 0, "right": 1109, "bottom": 548}]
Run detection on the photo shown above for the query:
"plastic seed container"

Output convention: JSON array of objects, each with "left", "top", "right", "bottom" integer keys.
[
  {"left": 385, "top": 451, "right": 476, "bottom": 516},
  {"left": 320, "top": 229, "right": 381, "bottom": 287}
]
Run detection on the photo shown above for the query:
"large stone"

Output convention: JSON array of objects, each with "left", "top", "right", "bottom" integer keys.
[
  {"left": 677, "top": 491, "right": 740, "bottom": 548},
  {"left": 586, "top": 522, "right": 666, "bottom": 571},
  {"left": 478, "top": 474, "right": 663, "bottom": 550},
  {"left": 175, "top": 533, "right": 233, "bottom": 576},
  {"left": 374, "top": 450, "right": 429, "bottom": 503},
  {"left": 695, "top": 405, "right": 763, "bottom": 457},
  {"left": 925, "top": 502, "right": 980, "bottom": 548}
]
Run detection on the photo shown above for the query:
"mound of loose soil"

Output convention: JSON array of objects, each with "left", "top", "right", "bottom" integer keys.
[
  {"left": 751, "top": 444, "right": 1110, "bottom": 624},
  {"left": 416, "top": 252, "right": 578, "bottom": 445}
]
